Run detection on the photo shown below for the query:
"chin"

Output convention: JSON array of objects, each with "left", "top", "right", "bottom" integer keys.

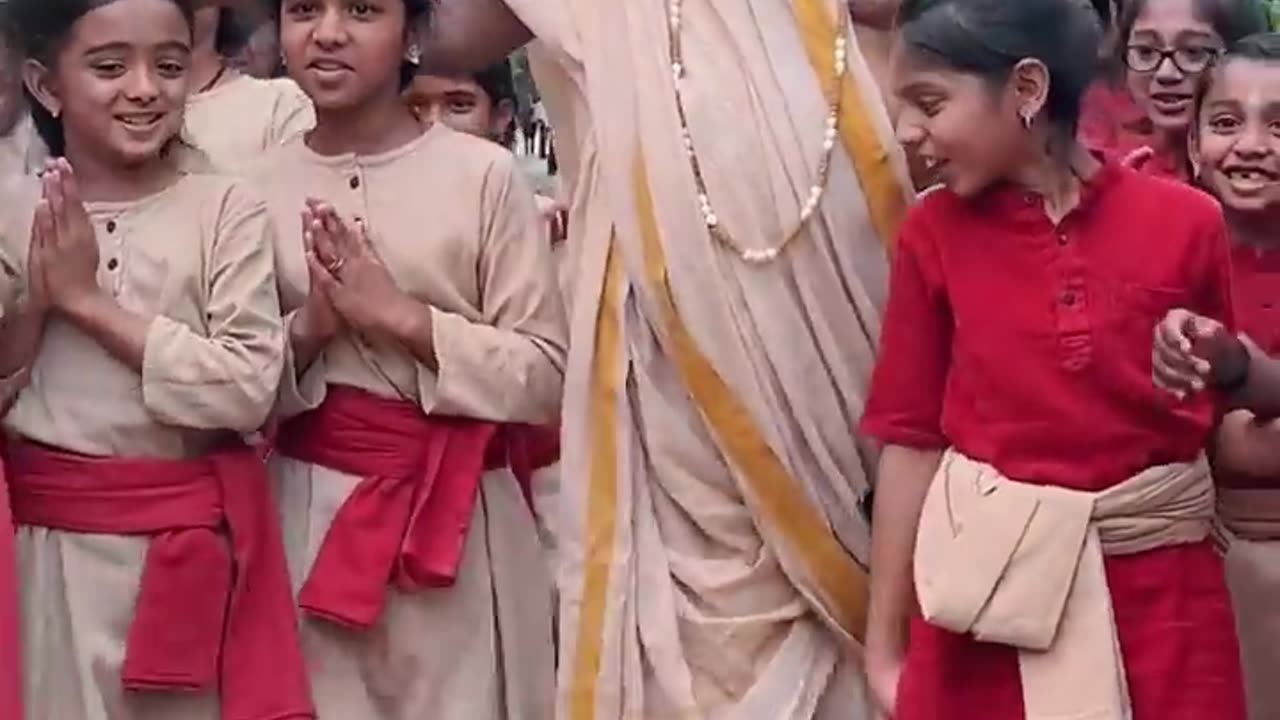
[{"left": 1148, "top": 113, "right": 1191, "bottom": 135}]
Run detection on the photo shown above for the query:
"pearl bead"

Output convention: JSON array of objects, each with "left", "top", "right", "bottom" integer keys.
[{"left": 671, "top": 2, "right": 849, "bottom": 265}]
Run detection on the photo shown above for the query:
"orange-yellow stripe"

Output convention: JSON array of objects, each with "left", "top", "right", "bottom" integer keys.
[
  {"left": 567, "top": 240, "right": 625, "bottom": 720},
  {"left": 632, "top": 149, "right": 869, "bottom": 640},
  {"left": 794, "top": 0, "right": 908, "bottom": 251}
]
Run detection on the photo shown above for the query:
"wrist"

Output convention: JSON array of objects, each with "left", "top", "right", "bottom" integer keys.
[
  {"left": 56, "top": 288, "right": 110, "bottom": 325},
  {"left": 1213, "top": 335, "right": 1251, "bottom": 394},
  {"left": 293, "top": 306, "right": 335, "bottom": 345},
  {"left": 384, "top": 292, "right": 430, "bottom": 342}
]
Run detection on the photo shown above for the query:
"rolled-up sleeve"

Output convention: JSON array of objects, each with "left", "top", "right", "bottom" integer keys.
[
  {"left": 142, "top": 184, "right": 285, "bottom": 432},
  {"left": 419, "top": 154, "right": 567, "bottom": 424},
  {"left": 859, "top": 214, "right": 953, "bottom": 449}
]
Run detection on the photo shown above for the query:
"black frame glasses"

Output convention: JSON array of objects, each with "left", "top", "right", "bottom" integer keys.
[{"left": 1123, "top": 44, "right": 1222, "bottom": 74}]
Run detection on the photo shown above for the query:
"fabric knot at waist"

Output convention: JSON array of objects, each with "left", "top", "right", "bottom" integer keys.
[
  {"left": 3, "top": 439, "right": 314, "bottom": 720},
  {"left": 914, "top": 449, "right": 1214, "bottom": 720},
  {"left": 275, "top": 384, "right": 558, "bottom": 630}
]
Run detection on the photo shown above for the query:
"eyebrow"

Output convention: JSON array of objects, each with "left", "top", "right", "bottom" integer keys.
[
  {"left": 83, "top": 40, "right": 191, "bottom": 55},
  {"left": 1129, "top": 29, "right": 1217, "bottom": 43}
]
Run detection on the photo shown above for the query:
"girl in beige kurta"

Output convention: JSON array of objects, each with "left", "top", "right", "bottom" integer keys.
[
  {"left": 182, "top": 3, "right": 313, "bottom": 172},
  {"left": 0, "top": 2, "right": 310, "bottom": 719},
  {"left": 255, "top": 1, "right": 566, "bottom": 718}
]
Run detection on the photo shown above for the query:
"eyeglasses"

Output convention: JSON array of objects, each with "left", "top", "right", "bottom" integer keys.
[{"left": 1124, "top": 44, "right": 1221, "bottom": 74}]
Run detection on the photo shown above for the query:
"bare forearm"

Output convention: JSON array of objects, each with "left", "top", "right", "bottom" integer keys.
[
  {"left": 1231, "top": 347, "right": 1280, "bottom": 420},
  {"left": 0, "top": 305, "right": 47, "bottom": 378},
  {"left": 419, "top": 0, "right": 533, "bottom": 75},
  {"left": 60, "top": 292, "right": 149, "bottom": 372},
  {"left": 1214, "top": 411, "right": 1280, "bottom": 479},
  {"left": 289, "top": 312, "right": 328, "bottom": 377},
  {"left": 386, "top": 297, "right": 439, "bottom": 373},
  {"left": 867, "top": 444, "right": 941, "bottom": 660}
]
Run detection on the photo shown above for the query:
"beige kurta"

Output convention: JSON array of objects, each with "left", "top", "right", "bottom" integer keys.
[
  {"left": 0, "top": 170, "right": 286, "bottom": 720},
  {"left": 184, "top": 73, "right": 314, "bottom": 173},
  {"left": 504, "top": 0, "right": 913, "bottom": 717},
  {"left": 0, "top": 115, "right": 47, "bottom": 181},
  {"left": 251, "top": 123, "right": 566, "bottom": 720}
]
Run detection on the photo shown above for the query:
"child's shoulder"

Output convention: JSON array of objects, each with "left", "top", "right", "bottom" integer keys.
[{"left": 1106, "top": 165, "right": 1223, "bottom": 230}]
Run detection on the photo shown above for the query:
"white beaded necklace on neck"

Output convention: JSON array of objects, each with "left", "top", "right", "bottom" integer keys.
[{"left": 666, "top": 0, "right": 851, "bottom": 264}]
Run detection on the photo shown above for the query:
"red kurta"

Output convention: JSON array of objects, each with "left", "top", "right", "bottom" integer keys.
[
  {"left": 1218, "top": 242, "right": 1280, "bottom": 488},
  {"left": 860, "top": 162, "right": 1246, "bottom": 720},
  {"left": 1079, "top": 81, "right": 1188, "bottom": 182}
]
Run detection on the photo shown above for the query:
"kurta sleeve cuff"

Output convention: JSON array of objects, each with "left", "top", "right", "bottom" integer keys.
[
  {"left": 421, "top": 307, "right": 560, "bottom": 424},
  {"left": 858, "top": 416, "right": 950, "bottom": 451},
  {"left": 277, "top": 311, "right": 329, "bottom": 420},
  {"left": 142, "top": 315, "right": 281, "bottom": 432}
]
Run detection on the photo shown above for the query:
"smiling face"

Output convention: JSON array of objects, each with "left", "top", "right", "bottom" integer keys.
[
  {"left": 1124, "top": 0, "right": 1224, "bottom": 136},
  {"left": 24, "top": 0, "right": 191, "bottom": 167},
  {"left": 1195, "top": 57, "right": 1280, "bottom": 216},
  {"left": 279, "top": 0, "right": 408, "bottom": 112},
  {"left": 891, "top": 47, "right": 1033, "bottom": 198}
]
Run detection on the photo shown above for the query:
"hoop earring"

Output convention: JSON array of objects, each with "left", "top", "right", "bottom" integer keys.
[
  {"left": 1019, "top": 110, "right": 1033, "bottom": 131},
  {"left": 405, "top": 44, "right": 422, "bottom": 66}
]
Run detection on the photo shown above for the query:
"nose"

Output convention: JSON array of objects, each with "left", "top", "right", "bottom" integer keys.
[
  {"left": 313, "top": 7, "right": 349, "bottom": 48},
  {"left": 124, "top": 63, "right": 160, "bottom": 104},
  {"left": 1153, "top": 55, "right": 1185, "bottom": 85},
  {"left": 1232, "top": 120, "right": 1273, "bottom": 159},
  {"left": 895, "top": 115, "right": 925, "bottom": 151},
  {"left": 422, "top": 102, "right": 444, "bottom": 126}
]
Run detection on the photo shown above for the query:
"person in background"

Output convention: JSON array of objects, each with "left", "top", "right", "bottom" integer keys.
[
  {"left": 1079, "top": 0, "right": 1151, "bottom": 157},
  {"left": 862, "top": 0, "right": 1243, "bottom": 718},
  {"left": 418, "top": 0, "right": 914, "bottom": 715},
  {"left": 254, "top": 0, "right": 565, "bottom": 716},
  {"left": 183, "top": 0, "right": 313, "bottom": 171},
  {"left": 404, "top": 57, "right": 565, "bottom": 563},
  {"left": 0, "top": 0, "right": 312, "bottom": 718},
  {"left": 228, "top": 11, "right": 282, "bottom": 78},
  {"left": 1113, "top": 0, "right": 1266, "bottom": 178},
  {"left": 1150, "top": 31, "right": 1280, "bottom": 720},
  {"left": 405, "top": 61, "right": 518, "bottom": 145},
  {"left": 0, "top": 17, "right": 45, "bottom": 179}
]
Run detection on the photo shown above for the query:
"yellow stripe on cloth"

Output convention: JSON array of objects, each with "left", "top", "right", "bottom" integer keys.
[
  {"left": 631, "top": 148, "right": 869, "bottom": 641},
  {"left": 567, "top": 239, "right": 625, "bottom": 720},
  {"left": 794, "top": 0, "right": 907, "bottom": 251}
]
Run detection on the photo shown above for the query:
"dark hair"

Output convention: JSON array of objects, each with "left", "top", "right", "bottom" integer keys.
[
  {"left": 473, "top": 60, "right": 516, "bottom": 107},
  {"left": 898, "top": 0, "right": 1103, "bottom": 135},
  {"left": 1091, "top": 0, "right": 1114, "bottom": 25},
  {"left": 1117, "top": 0, "right": 1268, "bottom": 63},
  {"left": 215, "top": 6, "right": 258, "bottom": 57},
  {"left": 1195, "top": 31, "right": 1280, "bottom": 109},
  {"left": 2, "top": 0, "right": 196, "bottom": 155},
  {"left": 265, "top": 0, "right": 431, "bottom": 89}
]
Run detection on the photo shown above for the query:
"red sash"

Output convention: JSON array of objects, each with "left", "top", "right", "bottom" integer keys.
[
  {"left": 4, "top": 441, "right": 313, "bottom": 720},
  {"left": 0, "top": 454, "right": 21, "bottom": 720},
  {"left": 275, "top": 384, "right": 557, "bottom": 630}
]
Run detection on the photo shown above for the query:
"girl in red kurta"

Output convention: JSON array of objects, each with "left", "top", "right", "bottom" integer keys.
[
  {"left": 1110, "top": 0, "right": 1267, "bottom": 179},
  {"left": 861, "top": 1, "right": 1244, "bottom": 718},
  {"left": 1150, "top": 32, "right": 1280, "bottom": 718}
]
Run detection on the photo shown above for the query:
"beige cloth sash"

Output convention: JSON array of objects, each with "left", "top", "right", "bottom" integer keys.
[
  {"left": 915, "top": 450, "right": 1214, "bottom": 720},
  {"left": 1218, "top": 487, "right": 1280, "bottom": 541}
]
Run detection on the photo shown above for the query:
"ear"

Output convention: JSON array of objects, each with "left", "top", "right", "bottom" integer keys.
[
  {"left": 22, "top": 58, "right": 61, "bottom": 119},
  {"left": 1009, "top": 58, "right": 1050, "bottom": 124},
  {"left": 492, "top": 98, "right": 516, "bottom": 144}
]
